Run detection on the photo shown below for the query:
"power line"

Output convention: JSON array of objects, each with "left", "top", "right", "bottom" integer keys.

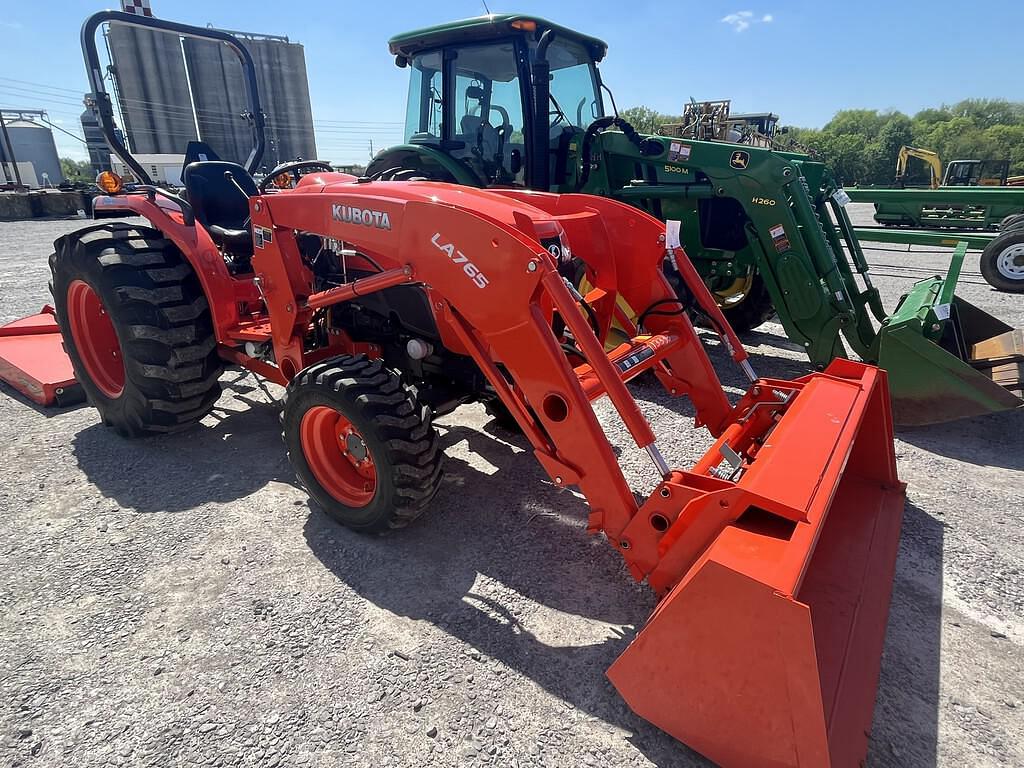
[
  {"left": 315, "top": 118, "right": 403, "bottom": 126},
  {"left": 0, "top": 78, "right": 403, "bottom": 159},
  {"left": 0, "top": 76, "right": 85, "bottom": 95},
  {"left": 36, "top": 115, "right": 86, "bottom": 144},
  {"left": 0, "top": 88, "right": 84, "bottom": 109},
  {"left": 0, "top": 76, "right": 404, "bottom": 128},
  {"left": 78, "top": 96, "right": 401, "bottom": 139}
]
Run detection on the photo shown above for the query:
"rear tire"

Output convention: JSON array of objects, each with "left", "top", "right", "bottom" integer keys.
[
  {"left": 718, "top": 272, "right": 777, "bottom": 334},
  {"left": 50, "top": 223, "right": 223, "bottom": 436},
  {"left": 998, "top": 213, "right": 1024, "bottom": 231},
  {"left": 980, "top": 230, "right": 1024, "bottom": 293},
  {"left": 283, "top": 355, "right": 444, "bottom": 533}
]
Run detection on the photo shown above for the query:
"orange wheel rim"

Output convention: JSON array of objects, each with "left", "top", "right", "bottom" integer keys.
[
  {"left": 66, "top": 279, "right": 125, "bottom": 399},
  {"left": 299, "top": 405, "right": 377, "bottom": 507}
]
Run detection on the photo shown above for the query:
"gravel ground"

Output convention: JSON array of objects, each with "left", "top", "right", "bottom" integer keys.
[{"left": 0, "top": 204, "right": 1021, "bottom": 768}]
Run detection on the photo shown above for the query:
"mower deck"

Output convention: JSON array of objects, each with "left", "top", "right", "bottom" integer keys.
[{"left": 0, "top": 306, "right": 82, "bottom": 407}]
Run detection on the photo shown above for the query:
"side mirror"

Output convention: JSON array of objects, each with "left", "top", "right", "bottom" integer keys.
[{"left": 510, "top": 149, "right": 523, "bottom": 175}]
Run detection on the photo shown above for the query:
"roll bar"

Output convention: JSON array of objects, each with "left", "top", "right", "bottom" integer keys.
[{"left": 80, "top": 10, "right": 266, "bottom": 185}]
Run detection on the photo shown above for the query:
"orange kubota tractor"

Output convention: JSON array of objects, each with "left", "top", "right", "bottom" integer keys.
[{"left": 0, "top": 13, "right": 907, "bottom": 768}]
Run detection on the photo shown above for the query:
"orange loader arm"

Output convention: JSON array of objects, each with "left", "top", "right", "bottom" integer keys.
[{"left": 250, "top": 180, "right": 905, "bottom": 767}]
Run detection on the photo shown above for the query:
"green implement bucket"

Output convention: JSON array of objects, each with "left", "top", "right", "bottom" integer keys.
[{"left": 878, "top": 243, "right": 1024, "bottom": 425}]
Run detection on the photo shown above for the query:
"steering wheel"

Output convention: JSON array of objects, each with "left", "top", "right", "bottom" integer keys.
[{"left": 258, "top": 160, "right": 335, "bottom": 192}]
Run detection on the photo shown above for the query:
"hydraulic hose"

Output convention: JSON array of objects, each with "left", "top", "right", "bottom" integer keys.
[{"left": 575, "top": 116, "right": 662, "bottom": 192}]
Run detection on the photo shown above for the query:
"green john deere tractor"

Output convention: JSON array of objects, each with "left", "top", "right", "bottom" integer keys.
[{"left": 365, "top": 14, "right": 1024, "bottom": 425}]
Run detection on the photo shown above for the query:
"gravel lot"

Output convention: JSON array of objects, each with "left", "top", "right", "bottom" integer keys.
[{"left": 0, "top": 204, "right": 1021, "bottom": 768}]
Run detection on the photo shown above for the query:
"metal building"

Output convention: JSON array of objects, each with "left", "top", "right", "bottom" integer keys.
[
  {"left": 183, "top": 32, "right": 316, "bottom": 169},
  {"left": 80, "top": 108, "right": 113, "bottom": 176},
  {"left": 0, "top": 112, "right": 64, "bottom": 187},
  {"left": 106, "top": 23, "right": 197, "bottom": 154}
]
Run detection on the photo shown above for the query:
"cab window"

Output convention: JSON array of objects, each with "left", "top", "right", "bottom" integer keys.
[
  {"left": 536, "top": 38, "right": 603, "bottom": 129},
  {"left": 528, "top": 37, "right": 598, "bottom": 131},
  {"left": 448, "top": 42, "right": 526, "bottom": 185},
  {"left": 404, "top": 51, "right": 443, "bottom": 143}
]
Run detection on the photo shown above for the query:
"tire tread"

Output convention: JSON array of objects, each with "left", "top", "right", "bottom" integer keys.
[
  {"left": 283, "top": 355, "right": 444, "bottom": 532},
  {"left": 50, "top": 222, "right": 222, "bottom": 436}
]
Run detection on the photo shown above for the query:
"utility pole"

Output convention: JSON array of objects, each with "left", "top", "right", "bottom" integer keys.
[{"left": 0, "top": 111, "right": 24, "bottom": 188}]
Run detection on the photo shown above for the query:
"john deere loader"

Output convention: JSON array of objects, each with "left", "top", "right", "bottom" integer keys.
[{"left": 365, "top": 14, "right": 1024, "bottom": 426}]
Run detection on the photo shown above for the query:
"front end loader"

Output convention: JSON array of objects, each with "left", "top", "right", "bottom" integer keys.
[
  {"left": 0, "top": 12, "right": 907, "bottom": 768},
  {"left": 365, "top": 14, "right": 1024, "bottom": 425}
]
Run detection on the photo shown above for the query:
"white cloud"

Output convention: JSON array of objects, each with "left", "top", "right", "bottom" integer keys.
[
  {"left": 722, "top": 10, "right": 774, "bottom": 32},
  {"left": 0, "top": 21, "right": 23, "bottom": 30}
]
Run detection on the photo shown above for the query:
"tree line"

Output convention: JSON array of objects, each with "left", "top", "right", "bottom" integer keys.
[
  {"left": 620, "top": 99, "right": 1024, "bottom": 186},
  {"left": 59, "top": 158, "right": 93, "bottom": 181}
]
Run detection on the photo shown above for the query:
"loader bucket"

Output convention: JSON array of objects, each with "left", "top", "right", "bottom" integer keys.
[
  {"left": 877, "top": 253, "right": 1023, "bottom": 425},
  {"left": 0, "top": 306, "right": 82, "bottom": 406},
  {"left": 608, "top": 360, "right": 905, "bottom": 768}
]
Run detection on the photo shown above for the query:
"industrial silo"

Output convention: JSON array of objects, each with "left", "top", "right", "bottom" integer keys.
[{"left": 0, "top": 115, "right": 64, "bottom": 187}]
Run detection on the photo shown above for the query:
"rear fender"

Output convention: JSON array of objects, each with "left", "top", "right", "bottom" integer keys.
[
  {"left": 366, "top": 144, "right": 481, "bottom": 185},
  {"left": 90, "top": 194, "right": 245, "bottom": 340}
]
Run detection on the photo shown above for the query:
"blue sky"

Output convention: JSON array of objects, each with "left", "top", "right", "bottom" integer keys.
[{"left": 1, "top": 0, "right": 1021, "bottom": 164}]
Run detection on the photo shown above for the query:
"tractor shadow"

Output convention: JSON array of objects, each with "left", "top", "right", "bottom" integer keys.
[
  {"left": 701, "top": 325, "right": 814, "bottom": 382},
  {"left": 896, "top": 411, "right": 1024, "bottom": 471},
  {"left": 0, "top": 379, "right": 88, "bottom": 417},
  {"left": 628, "top": 331, "right": 811, "bottom": 419},
  {"left": 303, "top": 421, "right": 945, "bottom": 767},
  {"left": 70, "top": 386, "right": 289, "bottom": 513},
  {"left": 867, "top": 501, "right": 944, "bottom": 767},
  {"left": 303, "top": 420, "right": 711, "bottom": 767}
]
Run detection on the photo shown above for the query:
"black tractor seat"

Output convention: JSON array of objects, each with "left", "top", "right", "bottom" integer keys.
[
  {"left": 208, "top": 223, "right": 253, "bottom": 251},
  {"left": 182, "top": 160, "right": 258, "bottom": 259}
]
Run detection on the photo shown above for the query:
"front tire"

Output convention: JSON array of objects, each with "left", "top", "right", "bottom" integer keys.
[
  {"left": 484, "top": 398, "right": 524, "bottom": 434},
  {"left": 283, "top": 356, "right": 443, "bottom": 533},
  {"left": 50, "top": 223, "right": 223, "bottom": 436}
]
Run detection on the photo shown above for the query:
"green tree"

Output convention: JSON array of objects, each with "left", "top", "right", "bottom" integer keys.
[
  {"left": 912, "top": 107, "right": 954, "bottom": 127},
  {"left": 865, "top": 113, "right": 914, "bottom": 183},
  {"left": 819, "top": 132, "right": 869, "bottom": 184},
  {"left": 624, "top": 98, "right": 1024, "bottom": 183},
  {"left": 60, "top": 157, "right": 92, "bottom": 181},
  {"left": 824, "top": 109, "right": 886, "bottom": 138},
  {"left": 985, "top": 124, "right": 1024, "bottom": 171},
  {"left": 619, "top": 106, "right": 678, "bottom": 134},
  {"left": 947, "top": 98, "right": 1023, "bottom": 130},
  {"left": 788, "top": 100, "right": 1024, "bottom": 182}
]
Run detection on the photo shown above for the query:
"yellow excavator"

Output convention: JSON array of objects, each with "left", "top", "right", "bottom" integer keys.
[
  {"left": 896, "top": 145, "right": 1020, "bottom": 188},
  {"left": 895, "top": 145, "right": 943, "bottom": 188}
]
